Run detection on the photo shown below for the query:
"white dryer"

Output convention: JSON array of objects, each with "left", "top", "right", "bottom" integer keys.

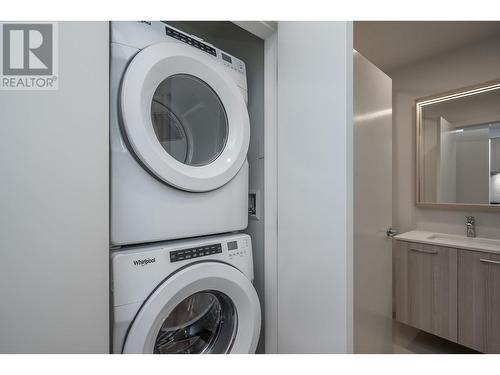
[
  {"left": 111, "top": 21, "right": 250, "bottom": 246},
  {"left": 111, "top": 233, "right": 261, "bottom": 354}
]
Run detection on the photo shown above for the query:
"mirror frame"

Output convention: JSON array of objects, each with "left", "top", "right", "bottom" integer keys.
[{"left": 415, "top": 78, "right": 500, "bottom": 211}]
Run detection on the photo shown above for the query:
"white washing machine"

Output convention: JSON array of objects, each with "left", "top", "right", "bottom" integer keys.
[
  {"left": 111, "top": 233, "right": 261, "bottom": 354},
  {"left": 111, "top": 21, "right": 250, "bottom": 246}
]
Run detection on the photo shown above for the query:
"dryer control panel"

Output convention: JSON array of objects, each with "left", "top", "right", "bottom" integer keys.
[
  {"left": 162, "top": 22, "right": 246, "bottom": 75},
  {"left": 164, "top": 25, "right": 217, "bottom": 56}
]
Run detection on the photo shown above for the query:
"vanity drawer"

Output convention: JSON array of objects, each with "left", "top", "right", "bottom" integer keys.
[
  {"left": 394, "top": 241, "right": 458, "bottom": 342},
  {"left": 458, "top": 250, "right": 500, "bottom": 353}
]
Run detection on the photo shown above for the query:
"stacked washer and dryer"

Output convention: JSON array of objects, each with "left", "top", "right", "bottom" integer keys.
[{"left": 110, "top": 21, "right": 261, "bottom": 354}]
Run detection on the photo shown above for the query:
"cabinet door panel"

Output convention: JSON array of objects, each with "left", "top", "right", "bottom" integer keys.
[
  {"left": 459, "top": 250, "right": 500, "bottom": 353},
  {"left": 395, "top": 241, "right": 458, "bottom": 342},
  {"left": 487, "top": 253, "right": 500, "bottom": 352}
]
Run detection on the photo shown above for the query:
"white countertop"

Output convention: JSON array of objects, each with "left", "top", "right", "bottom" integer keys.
[{"left": 394, "top": 230, "right": 500, "bottom": 254}]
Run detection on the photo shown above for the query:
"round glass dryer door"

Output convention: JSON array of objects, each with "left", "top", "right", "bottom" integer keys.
[
  {"left": 120, "top": 42, "right": 250, "bottom": 192},
  {"left": 122, "top": 262, "right": 261, "bottom": 354},
  {"left": 151, "top": 74, "right": 228, "bottom": 167}
]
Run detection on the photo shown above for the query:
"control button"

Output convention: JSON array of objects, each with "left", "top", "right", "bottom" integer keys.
[{"left": 170, "top": 243, "right": 222, "bottom": 262}]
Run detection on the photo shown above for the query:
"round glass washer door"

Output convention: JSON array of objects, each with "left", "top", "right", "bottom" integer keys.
[
  {"left": 122, "top": 262, "right": 261, "bottom": 354},
  {"left": 154, "top": 290, "right": 236, "bottom": 354},
  {"left": 120, "top": 42, "right": 250, "bottom": 192}
]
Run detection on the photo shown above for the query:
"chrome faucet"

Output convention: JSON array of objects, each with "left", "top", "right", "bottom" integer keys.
[{"left": 466, "top": 216, "right": 476, "bottom": 238}]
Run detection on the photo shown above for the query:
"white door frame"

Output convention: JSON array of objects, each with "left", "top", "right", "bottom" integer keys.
[{"left": 232, "top": 21, "right": 279, "bottom": 353}]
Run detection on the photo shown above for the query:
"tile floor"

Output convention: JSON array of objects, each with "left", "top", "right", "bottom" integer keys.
[{"left": 392, "top": 321, "right": 479, "bottom": 354}]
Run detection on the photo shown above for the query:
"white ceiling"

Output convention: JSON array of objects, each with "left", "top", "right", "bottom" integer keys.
[{"left": 354, "top": 21, "right": 500, "bottom": 73}]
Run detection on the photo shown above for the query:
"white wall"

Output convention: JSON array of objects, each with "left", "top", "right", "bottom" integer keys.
[
  {"left": 421, "top": 118, "right": 439, "bottom": 202},
  {"left": 455, "top": 128, "right": 490, "bottom": 204},
  {"left": 0, "top": 22, "right": 109, "bottom": 353},
  {"left": 277, "top": 21, "right": 353, "bottom": 353},
  {"left": 491, "top": 137, "right": 500, "bottom": 203},
  {"left": 491, "top": 173, "right": 500, "bottom": 203},
  {"left": 391, "top": 34, "right": 500, "bottom": 239},
  {"left": 438, "top": 117, "right": 457, "bottom": 203}
]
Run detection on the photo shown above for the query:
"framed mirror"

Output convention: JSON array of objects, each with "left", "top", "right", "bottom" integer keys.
[{"left": 416, "top": 79, "right": 500, "bottom": 210}]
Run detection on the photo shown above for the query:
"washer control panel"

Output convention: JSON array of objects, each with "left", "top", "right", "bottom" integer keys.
[
  {"left": 169, "top": 243, "right": 222, "bottom": 263},
  {"left": 111, "top": 233, "right": 254, "bottom": 308},
  {"left": 227, "top": 237, "right": 249, "bottom": 260}
]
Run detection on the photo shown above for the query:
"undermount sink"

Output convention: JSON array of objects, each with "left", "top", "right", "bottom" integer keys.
[
  {"left": 425, "top": 233, "right": 500, "bottom": 252},
  {"left": 394, "top": 230, "right": 500, "bottom": 253}
]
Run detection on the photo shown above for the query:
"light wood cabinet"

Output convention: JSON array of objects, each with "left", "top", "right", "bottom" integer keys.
[
  {"left": 395, "top": 240, "right": 500, "bottom": 353},
  {"left": 394, "top": 241, "right": 458, "bottom": 342},
  {"left": 458, "top": 250, "right": 500, "bottom": 353}
]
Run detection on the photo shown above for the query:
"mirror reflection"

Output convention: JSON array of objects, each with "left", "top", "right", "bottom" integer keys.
[{"left": 418, "top": 84, "right": 500, "bottom": 205}]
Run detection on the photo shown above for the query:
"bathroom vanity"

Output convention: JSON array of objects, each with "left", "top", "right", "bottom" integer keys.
[
  {"left": 399, "top": 78, "right": 500, "bottom": 353},
  {"left": 394, "top": 230, "right": 500, "bottom": 353}
]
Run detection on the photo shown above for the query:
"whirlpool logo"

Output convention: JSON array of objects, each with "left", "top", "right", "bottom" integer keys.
[
  {"left": 0, "top": 22, "right": 58, "bottom": 90},
  {"left": 133, "top": 257, "right": 156, "bottom": 267}
]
